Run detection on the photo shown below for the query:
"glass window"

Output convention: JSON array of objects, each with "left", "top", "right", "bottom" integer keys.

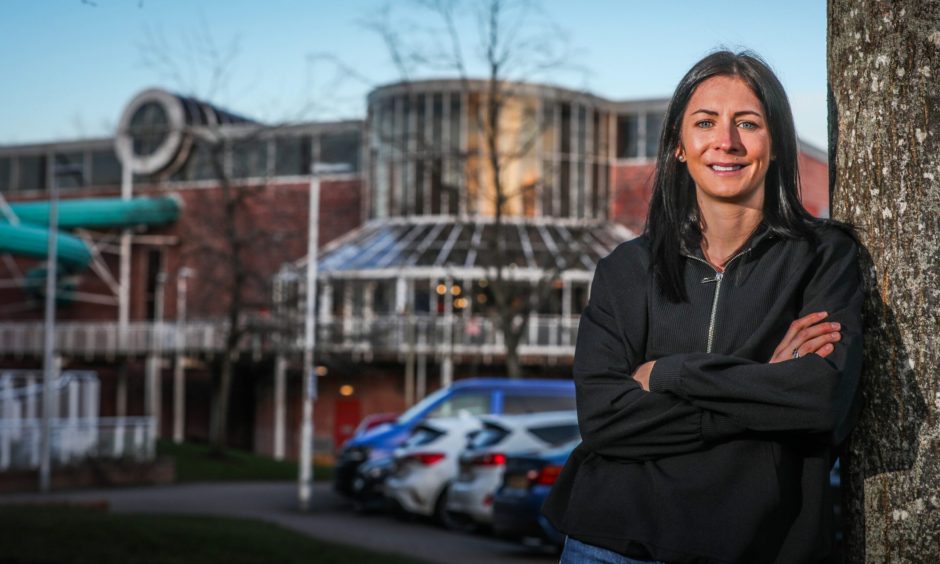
[
  {"left": 275, "top": 135, "right": 311, "bottom": 176},
  {"left": 560, "top": 103, "right": 572, "bottom": 154},
  {"left": 128, "top": 101, "right": 170, "bottom": 158},
  {"left": 402, "top": 426, "right": 444, "bottom": 448},
  {"left": 91, "top": 150, "right": 122, "bottom": 186},
  {"left": 232, "top": 138, "right": 268, "bottom": 178},
  {"left": 173, "top": 142, "right": 217, "bottom": 181},
  {"left": 0, "top": 157, "right": 11, "bottom": 192},
  {"left": 616, "top": 114, "right": 638, "bottom": 159},
  {"left": 502, "top": 393, "right": 576, "bottom": 415},
  {"left": 467, "top": 423, "right": 509, "bottom": 449},
  {"left": 560, "top": 158, "right": 570, "bottom": 217},
  {"left": 528, "top": 423, "right": 580, "bottom": 446},
  {"left": 449, "top": 93, "right": 461, "bottom": 154},
  {"left": 427, "top": 393, "right": 490, "bottom": 418},
  {"left": 17, "top": 154, "right": 47, "bottom": 191},
  {"left": 320, "top": 131, "right": 360, "bottom": 171},
  {"left": 53, "top": 152, "right": 85, "bottom": 189},
  {"left": 577, "top": 106, "right": 587, "bottom": 155},
  {"left": 645, "top": 112, "right": 665, "bottom": 158},
  {"left": 432, "top": 93, "right": 443, "bottom": 147}
]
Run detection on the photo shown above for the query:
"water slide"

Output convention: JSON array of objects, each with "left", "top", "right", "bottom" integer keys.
[{"left": 0, "top": 196, "right": 180, "bottom": 269}]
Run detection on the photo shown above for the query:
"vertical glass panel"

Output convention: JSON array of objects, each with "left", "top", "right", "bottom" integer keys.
[
  {"left": 275, "top": 135, "right": 311, "bottom": 176},
  {"left": 577, "top": 160, "right": 586, "bottom": 218},
  {"left": 577, "top": 105, "right": 587, "bottom": 156},
  {"left": 645, "top": 112, "right": 665, "bottom": 158},
  {"left": 560, "top": 103, "right": 571, "bottom": 154},
  {"left": 430, "top": 157, "right": 442, "bottom": 214},
  {"left": 232, "top": 138, "right": 268, "bottom": 178},
  {"left": 414, "top": 279, "right": 431, "bottom": 313},
  {"left": 174, "top": 142, "right": 217, "bottom": 181},
  {"left": 599, "top": 163, "right": 608, "bottom": 220},
  {"left": 0, "top": 157, "right": 10, "bottom": 192},
  {"left": 541, "top": 160, "right": 555, "bottom": 216},
  {"left": 17, "top": 155, "right": 47, "bottom": 191},
  {"left": 593, "top": 111, "right": 603, "bottom": 158},
  {"left": 449, "top": 93, "right": 461, "bottom": 154},
  {"left": 373, "top": 151, "right": 388, "bottom": 219},
  {"left": 560, "top": 158, "right": 570, "bottom": 217},
  {"left": 415, "top": 93, "right": 426, "bottom": 153},
  {"left": 432, "top": 93, "right": 444, "bottom": 148},
  {"left": 541, "top": 102, "right": 556, "bottom": 155},
  {"left": 91, "top": 150, "right": 122, "bottom": 186},
  {"left": 320, "top": 130, "right": 361, "bottom": 171},
  {"left": 616, "top": 114, "right": 638, "bottom": 159},
  {"left": 415, "top": 158, "right": 425, "bottom": 215},
  {"left": 591, "top": 162, "right": 600, "bottom": 220},
  {"left": 53, "top": 152, "right": 85, "bottom": 189}
]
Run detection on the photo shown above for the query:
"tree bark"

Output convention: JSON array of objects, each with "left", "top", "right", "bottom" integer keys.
[{"left": 828, "top": 1, "right": 940, "bottom": 561}]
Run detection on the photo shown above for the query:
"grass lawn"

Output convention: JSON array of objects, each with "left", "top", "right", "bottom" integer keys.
[
  {"left": 157, "top": 440, "right": 333, "bottom": 483},
  {"left": 0, "top": 505, "right": 428, "bottom": 564}
]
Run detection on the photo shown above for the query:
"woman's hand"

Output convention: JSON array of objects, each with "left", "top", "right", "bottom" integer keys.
[
  {"left": 632, "top": 360, "right": 656, "bottom": 391},
  {"left": 769, "top": 311, "right": 841, "bottom": 363}
]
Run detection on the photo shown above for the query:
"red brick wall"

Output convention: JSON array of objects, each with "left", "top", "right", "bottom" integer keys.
[
  {"left": 609, "top": 151, "right": 831, "bottom": 233},
  {"left": 0, "top": 178, "right": 363, "bottom": 323}
]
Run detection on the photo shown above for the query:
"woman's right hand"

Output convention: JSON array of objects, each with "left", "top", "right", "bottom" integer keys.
[{"left": 769, "top": 311, "right": 841, "bottom": 363}]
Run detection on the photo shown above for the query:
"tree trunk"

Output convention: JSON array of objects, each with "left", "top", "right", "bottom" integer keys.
[
  {"left": 209, "top": 353, "right": 233, "bottom": 454},
  {"left": 828, "top": 1, "right": 940, "bottom": 561}
]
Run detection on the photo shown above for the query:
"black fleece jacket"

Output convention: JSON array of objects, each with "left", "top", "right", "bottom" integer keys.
[{"left": 542, "top": 224, "right": 863, "bottom": 564}]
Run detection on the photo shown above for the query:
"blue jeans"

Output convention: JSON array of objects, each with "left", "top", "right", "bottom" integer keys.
[{"left": 560, "top": 536, "right": 663, "bottom": 564}]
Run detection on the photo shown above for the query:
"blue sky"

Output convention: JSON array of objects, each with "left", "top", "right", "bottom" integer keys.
[{"left": 0, "top": 1, "right": 829, "bottom": 147}]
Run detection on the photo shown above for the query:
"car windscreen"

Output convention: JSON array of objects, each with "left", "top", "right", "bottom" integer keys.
[
  {"left": 527, "top": 423, "right": 581, "bottom": 446},
  {"left": 396, "top": 387, "right": 451, "bottom": 424}
]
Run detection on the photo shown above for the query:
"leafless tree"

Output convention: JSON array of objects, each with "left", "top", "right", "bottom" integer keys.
[
  {"left": 359, "top": 0, "right": 590, "bottom": 378},
  {"left": 828, "top": 0, "right": 940, "bottom": 560}
]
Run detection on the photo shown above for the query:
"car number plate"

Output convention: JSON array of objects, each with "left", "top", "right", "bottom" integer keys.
[{"left": 506, "top": 474, "right": 529, "bottom": 490}]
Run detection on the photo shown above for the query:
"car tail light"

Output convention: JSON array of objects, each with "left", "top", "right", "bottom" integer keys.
[
  {"left": 528, "top": 464, "right": 562, "bottom": 486},
  {"left": 471, "top": 453, "right": 507, "bottom": 467},
  {"left": 405, "top": 452, "right": 445, "bottom": 466}
]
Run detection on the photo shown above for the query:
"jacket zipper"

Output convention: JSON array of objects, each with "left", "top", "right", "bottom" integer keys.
[{"left": 685, "top": 249, "right": 752, "bottom": 353}]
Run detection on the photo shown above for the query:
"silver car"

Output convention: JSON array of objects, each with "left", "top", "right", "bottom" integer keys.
[
  {"left": 446, "top": 410, "right": 580, "bottom": 528},
  {"left": 384, "top": 415, "right": 483, "bottom": 523}
]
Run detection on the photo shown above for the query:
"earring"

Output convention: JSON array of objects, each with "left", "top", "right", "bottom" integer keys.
[{"left": 677, "top": 155, "right": 686, "bottom": 162}]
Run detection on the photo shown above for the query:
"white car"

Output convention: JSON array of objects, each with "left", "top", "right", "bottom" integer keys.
[
  {"left": 384, "top": 415, "right": 483, "bottom": 523},
  {"left": 446, "top": 410, "right": 580, "bottom": 527}
]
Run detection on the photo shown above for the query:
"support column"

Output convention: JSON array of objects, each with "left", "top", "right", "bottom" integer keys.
[
  {"left": 172, "top": 357, "right": 186, "bottom": 443},
  {"left": 440, "top": 277, "right": 454, "bottom": 389},
  {"left": 561, "top": 279, "right": 572, "bottom": 347},
  {"left": 273, "top": 354, "right": 287, "bottom": 460}
]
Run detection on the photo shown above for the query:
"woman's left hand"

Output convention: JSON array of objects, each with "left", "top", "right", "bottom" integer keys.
[{"left": 632, "top": 361, "right": 656, "bottom": 391}]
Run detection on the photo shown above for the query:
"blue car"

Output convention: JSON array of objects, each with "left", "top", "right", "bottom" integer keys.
[
  {"left": 334, "top": 377, "right": 576, "bottom": 497},
  {"left": 492, "top": 440, "right": 577, "bottom": 548}
]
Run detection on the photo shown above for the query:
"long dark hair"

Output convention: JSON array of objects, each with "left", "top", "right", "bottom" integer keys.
[{"left": 645, "top": 50, "right": 818, "bottom": 302}]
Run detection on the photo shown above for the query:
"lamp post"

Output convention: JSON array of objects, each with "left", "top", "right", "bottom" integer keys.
[
  {"left": 298, "top": 162, "right": 349, "bottom": 512},
  {"left": 39, "top": 161, "right": 82, "bottom": 493},
  {"left": 173, "top": 267, "right": 193, "bottom": 444}
]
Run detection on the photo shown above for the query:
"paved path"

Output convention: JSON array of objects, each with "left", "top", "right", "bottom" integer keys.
[{"left": 0, "top": 482, "right": 557, "bottom": 564}]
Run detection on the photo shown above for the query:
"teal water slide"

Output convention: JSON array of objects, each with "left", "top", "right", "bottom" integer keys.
[{"left": 0, "top": 196, "right": 180, "bottom": 269}]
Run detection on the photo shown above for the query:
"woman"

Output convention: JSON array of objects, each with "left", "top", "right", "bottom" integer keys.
[{"left": 542, "top": 51, "right": 862, "bottom": 564}]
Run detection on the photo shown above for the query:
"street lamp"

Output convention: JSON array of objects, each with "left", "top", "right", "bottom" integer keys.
[
  {"left": 39, "top": 160, "right": 82, "bottom": 493},
  {"left": 173, "top": 267, "right": 193, "bottom": 444},
  {"left": 298, "top": 161, "right": 350, "bottom": 512}
]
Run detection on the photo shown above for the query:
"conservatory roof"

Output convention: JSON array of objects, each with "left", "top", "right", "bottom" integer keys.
[{"left": 307, "top": 216, "right": 636, "bottom": 282}]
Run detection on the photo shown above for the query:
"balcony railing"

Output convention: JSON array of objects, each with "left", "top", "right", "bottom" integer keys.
[{"left": 0, "top": 314, "right": 580, "bottom": 360}]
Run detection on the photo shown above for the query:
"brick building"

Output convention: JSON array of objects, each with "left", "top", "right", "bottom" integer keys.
[{"left": 0, "top": 81, "right": 829, "bottom": 460}]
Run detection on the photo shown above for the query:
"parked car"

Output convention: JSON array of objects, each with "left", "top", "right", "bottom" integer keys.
[
  {"left": 384, "top": 415, "right": 483, "bottom": 524},
  {"left": 446, "top": 411, "right": 579, "bottom": 529},
  {"left": 492, "top": 439, "right": 578, "bottom": 548},
  {"left": 334, "top": 378, "right": 575, "bottom": 497},
  {"left": 352, "top": 412, "right": 398, "bottom": 439},
  {"left": 350, "top": 454, "right": 396, "bottom": 512}
]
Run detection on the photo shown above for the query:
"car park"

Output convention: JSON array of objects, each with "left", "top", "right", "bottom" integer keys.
[
  {"left": 446, "top": 411, "right": 579, "bottom": 528},
  {"left": 384, "top": 415, "right": 483, "bottom": 524},
  {"left": 492, "top": 439, "right": 578, "bottom": 548},
  {"left": 334, "top": 378, "right": 575, "bottom": 497}
]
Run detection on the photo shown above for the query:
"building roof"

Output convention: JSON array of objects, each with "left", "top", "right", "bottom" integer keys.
[{"left": 310, "top": 216, "right": 635, "bottom": 282}]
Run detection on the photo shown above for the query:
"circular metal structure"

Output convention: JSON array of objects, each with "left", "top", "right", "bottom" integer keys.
[{"left": 115, "top": 88, "right": 255, "bottom": 177}]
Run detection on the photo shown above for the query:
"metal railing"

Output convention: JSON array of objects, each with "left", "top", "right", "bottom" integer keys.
[
  {"left": 0, "top": 314, "right": 579, "bottom": 359},
  {"left": 0, "top": 417, "right": 155, "bottom": 470}
]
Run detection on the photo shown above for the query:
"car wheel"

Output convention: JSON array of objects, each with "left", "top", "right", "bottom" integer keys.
[{"left": 434, "top": 487, "right": 477, "bottom": 532}]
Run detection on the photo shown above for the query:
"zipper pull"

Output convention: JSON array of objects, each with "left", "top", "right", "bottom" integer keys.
[{"left": 701, "top": 272, "right": 724, "bottom": 284}]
